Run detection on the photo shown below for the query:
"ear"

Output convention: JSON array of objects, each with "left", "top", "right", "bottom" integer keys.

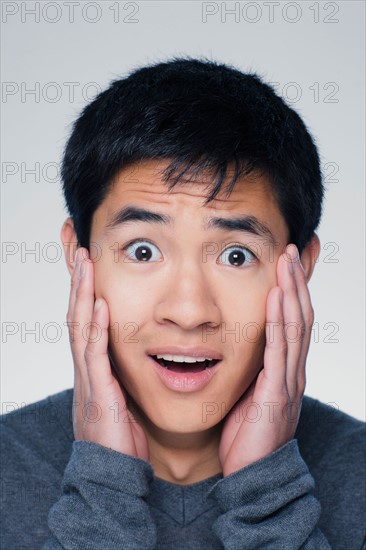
[
  {"left": 299, "top": 233, "right": 321, "bottom": 283},
  {"left": 60, "top": 217, "right": 79, "bottom": 277}
]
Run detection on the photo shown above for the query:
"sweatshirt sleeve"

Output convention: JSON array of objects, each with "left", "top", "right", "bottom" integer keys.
[
  {"left": 42, "top": 440, "right": 157, "bottom": 550},
  {"left": 206, "top": 439, "right": 331, "bottom": 550}
]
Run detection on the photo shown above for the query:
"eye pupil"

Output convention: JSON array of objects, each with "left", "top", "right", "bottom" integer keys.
[
  {"left": 135, "top": 246, "right": 152, "bottom": 262},
  {"left": 228, "top": 250, "right": 245, "bottom": 266}
]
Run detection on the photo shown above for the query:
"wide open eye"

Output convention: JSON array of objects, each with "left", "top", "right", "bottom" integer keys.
[
  {"left": 123, "top": 239, "right": 162, "bottom": 262},
  {"left": 218, "top": 245, "right": 257, "bottom": 268}
]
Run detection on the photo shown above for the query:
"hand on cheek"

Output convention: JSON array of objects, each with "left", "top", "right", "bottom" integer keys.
[
  {"left": 66, "top": 247, "right": 149, "bottom": 460},
  {"left": 218, "top": 244, "right": 314, "bottom": 476}
]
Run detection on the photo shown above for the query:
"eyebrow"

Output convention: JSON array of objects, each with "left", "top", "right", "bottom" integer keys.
[{"left": 105, "top": 205, "right": 276, "bottom": 245}]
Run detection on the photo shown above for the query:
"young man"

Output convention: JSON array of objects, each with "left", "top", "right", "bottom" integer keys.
[{"left": 1, "top": 57, "right": 365, "bottom": 549}]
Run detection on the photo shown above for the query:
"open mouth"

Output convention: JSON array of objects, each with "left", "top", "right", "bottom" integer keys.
[{"left": 149, "top": 355, "right": 219, "bottom": 373}]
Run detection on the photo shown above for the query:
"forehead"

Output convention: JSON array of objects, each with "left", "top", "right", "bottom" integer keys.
[{"left": 92, "top": 159, "right": 288, "bottom": 239}]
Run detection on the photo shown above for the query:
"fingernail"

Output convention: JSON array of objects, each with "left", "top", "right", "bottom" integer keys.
[
  {"left": 289, "top": 245, "right": 299, "bottom": 272},
  {"left": 95, "top": 298, "right": 102, "bottom": 311},
  {"left": 290, "top": 244, "right": 299, "bottom": 260},
  {"left": 286, "top": 245, "right": 294, "bottom": 272},
  {"left": 78, "top": 258, "right": 85, "bottom": 278},
  {"left": 72, "top": 249, "right": 79, "bottom": 273}
]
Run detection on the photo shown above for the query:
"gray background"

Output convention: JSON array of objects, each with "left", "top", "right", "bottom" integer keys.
[{"left": 1, "top": 1, "right": 365, "bottom": 421}]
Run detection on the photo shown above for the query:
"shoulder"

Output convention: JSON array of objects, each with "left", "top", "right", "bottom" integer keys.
[
  {"left": 297, "top": 395, "right": 365, "bottom": 526},
  {"left": 1, "top": 390, "right": 74, "bottom": 545},
  {"left": 296, "top": 397, "right": 365, "bottom": 549},
  {"left": 296, "top": 394, "right": 365, "bottom": 464},
  {"left": 1, "top": 388, "right": 74, "bottom": 474}
]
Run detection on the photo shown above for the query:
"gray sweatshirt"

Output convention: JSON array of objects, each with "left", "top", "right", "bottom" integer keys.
[{"left": 1, "top": 388, "right": 365, "bottom": 549}]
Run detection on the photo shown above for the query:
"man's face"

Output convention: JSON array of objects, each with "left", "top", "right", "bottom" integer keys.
[{"left": 89, "top": 159, "right": 289, "bottom": 434}]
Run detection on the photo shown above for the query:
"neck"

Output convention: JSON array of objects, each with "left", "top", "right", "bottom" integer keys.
[{"left": 148, "top": 424, "right": 223, "bottom": 485}]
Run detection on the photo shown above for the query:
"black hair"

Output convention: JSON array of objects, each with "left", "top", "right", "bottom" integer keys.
[{"left": 61, "top": 56, "right": 324, "bottom": 254}]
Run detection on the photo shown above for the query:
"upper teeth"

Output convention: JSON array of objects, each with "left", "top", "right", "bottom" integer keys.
[{"left": 156, "top": 354, "right": 213, "bottom": 363}]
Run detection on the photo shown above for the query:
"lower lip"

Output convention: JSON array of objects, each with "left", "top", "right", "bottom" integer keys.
[{"left": 148, "top": 355, "right": 222, "bottom": 392}]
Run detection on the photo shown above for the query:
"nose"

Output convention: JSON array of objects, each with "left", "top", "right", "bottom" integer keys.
[{"left": 153, "top": 259, "right": 222, "bottom": 330}]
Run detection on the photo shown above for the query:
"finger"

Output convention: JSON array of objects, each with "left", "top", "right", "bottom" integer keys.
[
  {"left": 263, "top": 285, "right": 287, "bottom": 392},
  {"left": 224, "top": 374, "right": 260, "bottom": 444},
  {"left": 66, "top": 247, "right": 82, "bottom": 331},
  {"left": 66, "top": 248, "right": 86, "bottom": 393},
  {"left": 70, "top": 248, "right": 95, "bottom": 379},
  {"left": 84, "top": 298, "right": 125, "bottom": 402},
  {"left": 290, "top": 248, "right": 315, "bottom": 394},
  {"left": 278, "top": 245, "right": 305, "bottom": 396}
]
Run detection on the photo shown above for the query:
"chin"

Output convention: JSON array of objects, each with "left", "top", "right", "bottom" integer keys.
[
  {"left": 161, "top": 418, "right": 217, "bottom": 435},
  {"left": 147, "top": 403, "right": 225, "bottom": 435},
  {"left": 128, "top": 395, "right": 220, "bottom": 434}
]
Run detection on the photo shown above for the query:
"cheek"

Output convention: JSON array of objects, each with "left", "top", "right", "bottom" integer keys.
[
  {"left": 92, "top": 252, "right": 108, "bottom": 299},
  {"left": 230, "top": 276, "right": 273, "bottom": 360},
  {"left": 94, "top": 262, "right": 152, "bottom": 327},
  {"left": 94, "top": 253, "right": 275, "bottom": 338},
  {"left": 233, "top": 278, "right": 270, "bottom": 325}
]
